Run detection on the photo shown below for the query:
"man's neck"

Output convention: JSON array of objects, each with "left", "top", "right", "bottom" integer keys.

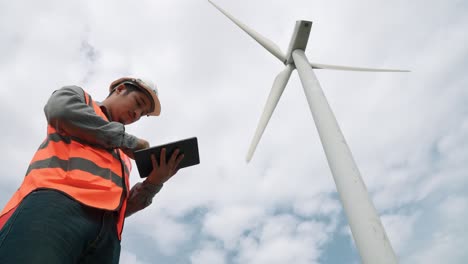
[{"left": 98, "top": 102, "right": 113, "bottom": 121}]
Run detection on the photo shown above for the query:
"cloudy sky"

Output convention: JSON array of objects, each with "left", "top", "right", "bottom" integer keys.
[{"left": 1, "top": 0, "right": 467, "bottom": 263}]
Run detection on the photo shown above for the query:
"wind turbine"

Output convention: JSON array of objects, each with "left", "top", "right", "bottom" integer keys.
[{"left": 209, "top": 1, "right": 408, "bottom": 264}]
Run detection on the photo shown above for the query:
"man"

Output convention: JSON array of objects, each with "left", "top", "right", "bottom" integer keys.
[{"left": 0, "top": 77, "right": 184, "bottom": 263}]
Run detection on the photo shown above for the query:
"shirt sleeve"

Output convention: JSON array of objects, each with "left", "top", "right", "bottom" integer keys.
[
  {"left": 125, "top": 180, "right": 163, "bottom": 217},
  {"left": 44, "top": 85, "right": 138, "bottom": 150}
]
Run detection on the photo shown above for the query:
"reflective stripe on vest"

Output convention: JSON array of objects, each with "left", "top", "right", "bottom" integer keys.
[{"left": 0, "top": 89, "right": 131, "bottom": 240}]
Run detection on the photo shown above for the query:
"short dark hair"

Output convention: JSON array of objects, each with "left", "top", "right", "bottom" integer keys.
[{"left": 122, "top": 83, "right": 141, "bottom": 95}]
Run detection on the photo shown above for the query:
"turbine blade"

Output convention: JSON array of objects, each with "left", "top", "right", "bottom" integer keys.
[
  {"left": 310, "top": 62, "right": 410, "bottom": 72},
  {"left": 246, "top": 64, "right": 295, "bottom": 162},
  {"left": 208, "top": 0, "right": 286, "bottom": 63}
]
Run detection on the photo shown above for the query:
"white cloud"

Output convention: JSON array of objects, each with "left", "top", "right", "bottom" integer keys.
[
  {"left": 293, "top": 194, "right": 341, "bottom": 217},
  {"left": 190, "top": 242, "right": 226, "bottom": 264},
  {"left": 120, "top": 249, "right": 150, "bottom": 264},
  {"left": 129, "top": 209, "right": 194, "bottom": 255},
  {"left": 402, "top": 194, "right": 468, "bottom": 263},
  {"left": 235, "top": 215, "right": 330, "bottom": 264},
  {"left": 202, "top": 205, "right": 265, "bottom": 250}
]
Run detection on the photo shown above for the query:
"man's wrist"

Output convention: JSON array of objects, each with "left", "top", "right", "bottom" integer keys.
[{"left": 142, "top": 179, "right": 164, "bottom": 194}]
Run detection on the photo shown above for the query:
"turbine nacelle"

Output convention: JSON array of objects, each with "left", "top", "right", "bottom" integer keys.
[{"left": 285, "top": 20, "right": 312, "bottom": 65}]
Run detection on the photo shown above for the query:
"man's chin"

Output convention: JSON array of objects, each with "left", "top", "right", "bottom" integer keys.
[
  {"left": 122, "top": 119, "right": 135, "bottom": 125},
  {"left": 118, "top": 118, "right": 129, "bottom": 125}
]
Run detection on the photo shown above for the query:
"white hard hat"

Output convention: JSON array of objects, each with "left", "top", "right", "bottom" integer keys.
[{"left": 109, "top": 77, "right": 161, "bottom": 116}]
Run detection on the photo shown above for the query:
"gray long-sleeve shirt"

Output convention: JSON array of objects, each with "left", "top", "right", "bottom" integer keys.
[{"left": 44, "top": 85, "right": 162, "bottom": 217}]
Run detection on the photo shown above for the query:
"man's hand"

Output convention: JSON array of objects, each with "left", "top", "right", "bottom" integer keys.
[
  {"left": 121, "top": 138, "right": 149, "bottom": 159},
  {"left": 146, "top": 148, "right": 184, "bottom": 185}
]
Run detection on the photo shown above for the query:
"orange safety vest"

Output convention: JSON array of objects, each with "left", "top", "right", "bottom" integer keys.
[{"left": 0, "top": 90, "right": 131, "bottom": 240}]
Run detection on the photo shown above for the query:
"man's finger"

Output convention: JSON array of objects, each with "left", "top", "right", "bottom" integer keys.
[
  {"left": 160, "top": 148, "right": 167, "bottom": 165},
  {"left": 174, "top": 154, "right": 184, "bottom": 169},
  {"left": 169, "top": 149, "right": 180, "bottom": 165},
  {"left": 151, "top": 154, "right": 159, "bottom": 169}
]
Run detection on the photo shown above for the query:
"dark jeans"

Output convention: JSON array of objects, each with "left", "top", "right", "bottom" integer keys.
[{"left": 0, "top": 189, "right": 121, "bottom": 264}]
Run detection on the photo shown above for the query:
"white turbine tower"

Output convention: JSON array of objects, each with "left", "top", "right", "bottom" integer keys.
[{"left": 209, "top": 1, "right": 408, "bottom": 264}]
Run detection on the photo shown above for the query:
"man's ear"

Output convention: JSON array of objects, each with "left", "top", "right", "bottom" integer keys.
[{"left": 114, "top": 84, "right": 126, "bottom": 94}]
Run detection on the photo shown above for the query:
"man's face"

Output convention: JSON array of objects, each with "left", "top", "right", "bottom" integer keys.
[{"left": 109, "top": 85, "right": 153, "bottom": 125}]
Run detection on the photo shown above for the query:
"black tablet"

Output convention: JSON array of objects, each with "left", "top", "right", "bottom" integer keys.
[{"left": 134, "top": 137, "right": 200, "bottom": 178}]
